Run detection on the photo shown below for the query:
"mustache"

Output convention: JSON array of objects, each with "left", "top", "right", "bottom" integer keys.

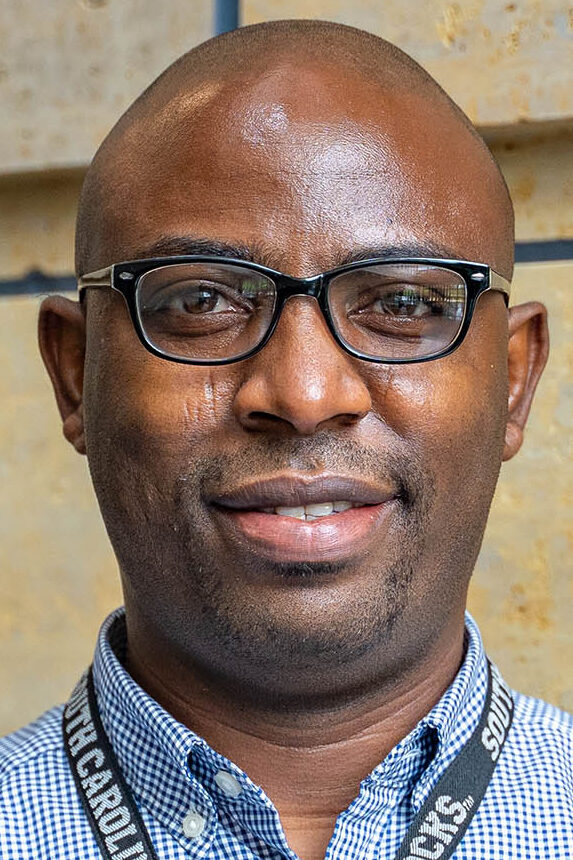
[{"left": 175, "top": 432, "right": 431, "bottom": 511}]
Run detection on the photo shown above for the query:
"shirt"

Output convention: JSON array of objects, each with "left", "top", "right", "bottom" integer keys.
[{"left": 1, "top": 608, "right": 572, "bottom": 859}]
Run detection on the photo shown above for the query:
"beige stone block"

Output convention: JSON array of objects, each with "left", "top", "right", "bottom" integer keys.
[
  {"left": 243, "top": 0, "right": 573, "bottom": 126},
  {"left": 1, "top": 0, "right": 214, "bottom": 173},
  {"left": 488, "top": 125, "right": 573, "bottom": 242},
  {"left": 0, "top": 171, "right": 84, "bottom": 279}
]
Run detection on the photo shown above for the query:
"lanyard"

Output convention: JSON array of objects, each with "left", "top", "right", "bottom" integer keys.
[{"left": 63, "top": 660, "right": 513, "bottom": 860}]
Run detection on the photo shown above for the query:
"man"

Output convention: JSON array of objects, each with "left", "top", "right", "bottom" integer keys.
[{"left": 1, "top": 18, "right": 571, "bottom": 860}]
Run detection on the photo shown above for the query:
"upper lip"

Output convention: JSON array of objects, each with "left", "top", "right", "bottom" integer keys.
[{"left": 211, "top": 473, "right": 398, "bottom": 510}]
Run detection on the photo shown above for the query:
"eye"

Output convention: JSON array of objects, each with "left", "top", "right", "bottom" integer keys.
[
  {"left": 350, "top": 283, "right": 446, "bottom": 320},
  {"left": 370, "top": 287, "right": 435, "bottom": 317},
  {"left": 143, "top": 279, "right": 249, "bottom": 315},
  {"left": 171, "top": 285, "right": 236, "bottom": 314}
]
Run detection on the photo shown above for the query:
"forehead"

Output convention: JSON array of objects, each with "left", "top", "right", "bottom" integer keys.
[{"left": 95, "top": 58, "right": 511, "bottom": 276}]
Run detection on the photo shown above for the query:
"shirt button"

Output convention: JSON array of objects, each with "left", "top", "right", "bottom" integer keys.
[
  {"left": 182, "top": 809, "right": 206, "bottom": 839},
  {"left": 214, "top": 769, "right": 243, "bottom": 797}
]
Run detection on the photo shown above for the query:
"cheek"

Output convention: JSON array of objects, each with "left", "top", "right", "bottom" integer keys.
[
  {"left": 366, "top": 326, "right": 508, "bottom": 493},
  {"left": 387, "top": 364, "right": 502, "bottom": 439},
  {"left": 84, "top": 305, "right": 241, "bottom": 466}
]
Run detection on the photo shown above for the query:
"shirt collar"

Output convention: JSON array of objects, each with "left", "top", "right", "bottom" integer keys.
[
  {"left": 92, "top": 609, "right": 283, "bottom": 853},
  {"left": 364, "top": 613, "right": 488, "bottom": 798},
  {"left": 425, "top": 614, "right": 487, "bottom": 744},
  {"left": 91, "top": 608, "right": 490, "bottom": 841},
  {"left": 411, "top": 612, "right": 490, "bottom": 809}
]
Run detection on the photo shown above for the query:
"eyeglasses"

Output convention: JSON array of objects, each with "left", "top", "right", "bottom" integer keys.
[{"left": 78, "top": 256, "right": 511, "bottom": 365}]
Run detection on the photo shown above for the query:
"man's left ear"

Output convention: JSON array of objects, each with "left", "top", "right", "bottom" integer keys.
[{"left": 503, "top": 301, "right": 549, "bottom": 461}]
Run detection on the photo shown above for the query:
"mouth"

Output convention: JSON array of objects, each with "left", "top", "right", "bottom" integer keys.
[{"left": 210, "top": 474, "right": 399, "bottom": 565}]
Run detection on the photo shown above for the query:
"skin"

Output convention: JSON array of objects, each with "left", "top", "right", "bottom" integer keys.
[{"left": 39, "top": 22, "right": 549, "bottom": 860}]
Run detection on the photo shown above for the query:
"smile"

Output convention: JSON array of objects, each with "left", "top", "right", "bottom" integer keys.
[{"left": 211, "top": 474, "right": 398, "bottom": 564}]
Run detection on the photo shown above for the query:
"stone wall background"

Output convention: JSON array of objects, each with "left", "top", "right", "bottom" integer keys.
[{"left": 1, "top": 0, "right": 572, "bottom": 734}]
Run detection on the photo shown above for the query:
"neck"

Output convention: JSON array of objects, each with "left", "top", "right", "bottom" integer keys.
[{"left": 125, "top": 617, "right": 466, "bottom": 860}]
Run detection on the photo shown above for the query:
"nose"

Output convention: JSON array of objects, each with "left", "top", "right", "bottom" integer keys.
[{"left": 233, "top": 296, "right": 372, "bottom": 435}]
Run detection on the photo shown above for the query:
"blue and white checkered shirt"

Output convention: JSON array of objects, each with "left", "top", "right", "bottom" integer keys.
[{"left": 2, "top": 609, "right": 573, "bottom": 858}]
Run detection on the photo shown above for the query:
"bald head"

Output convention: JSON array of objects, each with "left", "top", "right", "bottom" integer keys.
[{"left": 75, "top": 19, "right": 513, "bottom": 277}]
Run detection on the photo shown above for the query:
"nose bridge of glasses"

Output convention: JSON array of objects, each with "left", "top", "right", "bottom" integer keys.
[
  {"left": 276, "top": 272, "right": 323, "bottom": 299},
  {"left": 272, "top": 274, "right": 331, "bottom": 340}
]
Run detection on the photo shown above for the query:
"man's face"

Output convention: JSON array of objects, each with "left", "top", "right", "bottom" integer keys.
[{"left": 54, "top": 59, "right": 540, "bottom": 700}]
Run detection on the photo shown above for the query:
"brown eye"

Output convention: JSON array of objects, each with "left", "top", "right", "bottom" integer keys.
[
  {"left": 366, "top": 288, "right": 435, "bottom": 318},
  {"left": 178, "top": 287, "right": 233, "bottom": 314},
  {"left": 142, "top": 281, "right": 243, "bottom": 316}
]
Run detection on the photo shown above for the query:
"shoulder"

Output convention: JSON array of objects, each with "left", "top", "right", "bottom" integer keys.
[
  {"left": 1, "top": 705, "right": 66, "bottom": 776},
  {"left": 497, "top": 687, "right": 573, "bottom": 801},
  {"left": 510, "top": 688, "right": 573, "bottom": 749},
  {"left": 468, "top": 686, "right": 573, "bottom": 858},
  {"left": 0, "top": 705, "right": 74, "bottom": 806},
  {"left": 0, "top": 707, "right": 101, "bottom": 857}
]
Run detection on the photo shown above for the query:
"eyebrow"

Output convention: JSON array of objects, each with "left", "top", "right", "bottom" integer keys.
[{"left": 133, "top": 234, "right": 466, "bottom": 273}]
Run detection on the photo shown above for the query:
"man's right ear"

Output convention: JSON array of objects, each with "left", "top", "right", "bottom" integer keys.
[{"left": 38, "top": 296, "right": 87, "bottom": 455}]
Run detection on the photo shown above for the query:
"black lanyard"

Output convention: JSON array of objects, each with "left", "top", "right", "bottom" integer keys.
[{"left": 63, "top": 661, "right": 513, "bottom": 860}]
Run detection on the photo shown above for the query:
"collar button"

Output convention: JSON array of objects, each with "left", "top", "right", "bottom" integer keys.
[
  {"left": 214, "top": 769, "right": 243, "bottom": 798},
  {"left": 182, "top": 809, "right": 206, "bottom": 839}
]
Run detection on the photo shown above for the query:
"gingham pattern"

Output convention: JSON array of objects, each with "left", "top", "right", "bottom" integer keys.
[{"left": 1, "top": 610, "right": 572, "bottom": 859}]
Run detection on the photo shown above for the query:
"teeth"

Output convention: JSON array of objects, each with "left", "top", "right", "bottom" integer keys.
[
  {"left": 266, "top": 501, "right": 355, "bottom": 519},
  {"left": 275, "top": 506, "right": 306, "bottom": 519},
  {"left": 305, "top": 502, "right": 334, "bottom": 517}
]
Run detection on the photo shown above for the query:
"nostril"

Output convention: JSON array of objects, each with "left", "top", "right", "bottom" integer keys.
[
  {"left": 337, "top": 412, "right": 366, "bottom": 426},
  {"left": 242, "top": 409, "right": 366, "bottom": 436},
  {"left": 248, "top": 411, "right": 284, "bottom": 424},
  {"left": 242, "top": 411, "right": 297, "bottom": 434}
]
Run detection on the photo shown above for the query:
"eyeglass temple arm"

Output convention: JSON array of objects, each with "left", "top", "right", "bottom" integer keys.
[
  {"left": 489, "top": 270, "right": 511, "bottom": 301},
  {"left": 77, "top": 266, "right": 113, "bottom": 294}
]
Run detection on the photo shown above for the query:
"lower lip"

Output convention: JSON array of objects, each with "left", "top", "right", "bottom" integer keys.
[{"left": 214, "top": 502, "right": 396, "bottom": 563}]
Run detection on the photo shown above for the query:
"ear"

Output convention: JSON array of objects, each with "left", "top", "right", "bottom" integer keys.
[
  {"left": 503, "top": 301, "right": 549, "bottom": 461},
  {"left": 38, "top": 295, "right": 87, "bottom": 455}
]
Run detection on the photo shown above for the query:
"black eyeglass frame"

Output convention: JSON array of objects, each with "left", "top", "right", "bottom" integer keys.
[{"left": 78, "top": 256, "right": 511, "bottom": 365}]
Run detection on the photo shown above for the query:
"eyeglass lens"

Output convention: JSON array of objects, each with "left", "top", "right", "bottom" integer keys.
[
  {"left": 135, "top": 262, "right": 468, "bottom": 362},
  {"left": 328, "top": 264, "right": 466, "bottom": 360}
]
